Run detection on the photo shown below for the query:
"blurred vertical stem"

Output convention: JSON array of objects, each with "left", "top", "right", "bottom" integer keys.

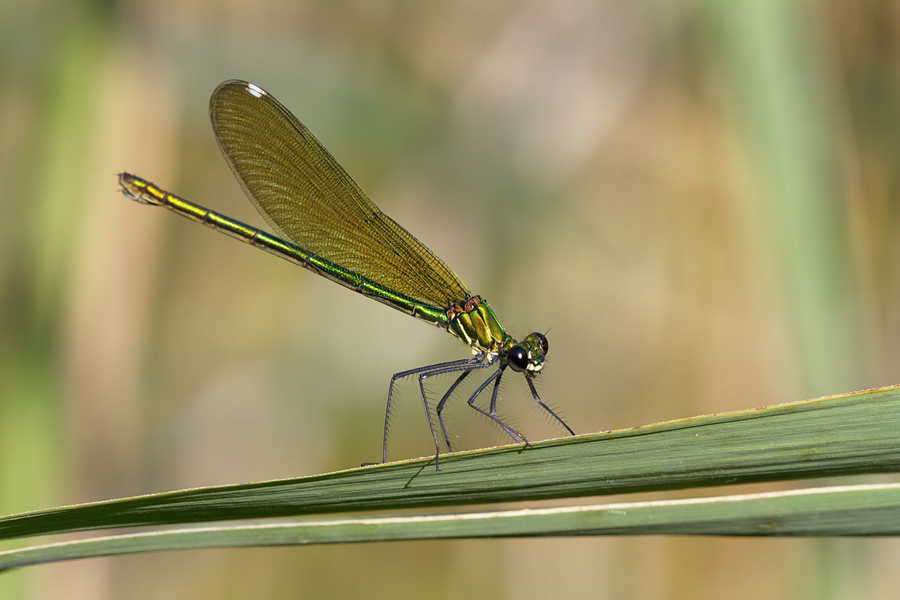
[
  {"left": 703, "top": 2, "right": 864, "bottom": 600},
  {"left": 0, "top": 6, "right": 106, "bottom": 600},
  {"left": 704, "top": 1, "right": 862, "bottom": 398}
]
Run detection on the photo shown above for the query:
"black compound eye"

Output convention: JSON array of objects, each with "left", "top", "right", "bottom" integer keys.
[
  {"left": 534, "top": 332, "right": 549, "bottom": 355},
  {"left": 508, "top": 345, "right": 529, "bottom": 372}
]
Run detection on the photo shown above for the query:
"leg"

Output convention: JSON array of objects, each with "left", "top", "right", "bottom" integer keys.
[
  {"left": 414, "top": 356, "right": 496, "bottom": 468},
  {"left": 431, "top": 353, "right": 498, "bottom": 451},
  {"left": 466, "top": 365, "right": 529, "bottom": 445},
  {"left": 434, "top": 369, "right": 474, "bottom": 453},
  {"left": 383, "top": 358, "right": 472, "bottom": 464},
  {"left": 525, "top": 376, "right": 575, "bottom": 436}
]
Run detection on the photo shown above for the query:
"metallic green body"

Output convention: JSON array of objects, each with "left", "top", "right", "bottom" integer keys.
[
  {"left": 448, "top": 298, "right": 508, "bottom": 355},
  {"left": 118, "top": 173, "right": 518, "bottom": 359},
  {"left": 119, "top": 174, "right": 451, "bottom": 330}
]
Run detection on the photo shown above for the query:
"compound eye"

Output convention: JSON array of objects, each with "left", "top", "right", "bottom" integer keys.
[
  {"left": 508, "top": 345, "right": 529, "bottom": 372},
  {"left": 534, "top": 332, "right": 549, "bottom": 355}
]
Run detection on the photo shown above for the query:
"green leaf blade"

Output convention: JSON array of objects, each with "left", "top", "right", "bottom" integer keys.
[
  {"left": 1, "top": 385, "right": 899, "bottom": 542},
  {"left": 4, "top": 483, "right": 900, "bottom": 571}
]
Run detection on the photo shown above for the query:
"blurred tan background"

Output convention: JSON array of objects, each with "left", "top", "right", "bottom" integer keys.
[{"left": 2, "top": 0, "right": 900, "bottom": 598}]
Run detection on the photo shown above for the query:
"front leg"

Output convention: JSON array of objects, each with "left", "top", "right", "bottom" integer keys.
[{"left": 466, "top": 364, "right": 529, "bottom": 445}]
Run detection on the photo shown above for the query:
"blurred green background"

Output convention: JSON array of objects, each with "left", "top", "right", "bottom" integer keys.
[{"left": 2, "top": 0, "right": 900, "bottom": 598}]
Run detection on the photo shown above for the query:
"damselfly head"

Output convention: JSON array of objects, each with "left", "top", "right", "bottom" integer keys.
[{"left": 507, "top": 332, "right": 548, "bottom": 374}]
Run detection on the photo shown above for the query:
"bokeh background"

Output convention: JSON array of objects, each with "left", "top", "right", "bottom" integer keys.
[{"left": 2, "top": 0, "right": 900, "bottom": 598}]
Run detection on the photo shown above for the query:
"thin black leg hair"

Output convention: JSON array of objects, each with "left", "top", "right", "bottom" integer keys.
[
  {"left": 383, "top": 357, "right": 473, "bottom": 463},
  {"left": 416, "top": 374, "right": 442, "bottom": 467},
  {"left": 465, "top": 364, "right": 529, "bottom": 445},
  {"left": 380, "top": 353, "right": 573, "bottom": 469},
  {"left": 434, "top": 369, "right": 474, "bottom": 452},
  {"left": 416, "top": 356, "right": 498, "bottom": 469},
  {"left": 384, "top": 355, "right": 499, "bottom": 469},
  {"left": 526, "top": 376, "right": 575, "bottom": 436}
]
